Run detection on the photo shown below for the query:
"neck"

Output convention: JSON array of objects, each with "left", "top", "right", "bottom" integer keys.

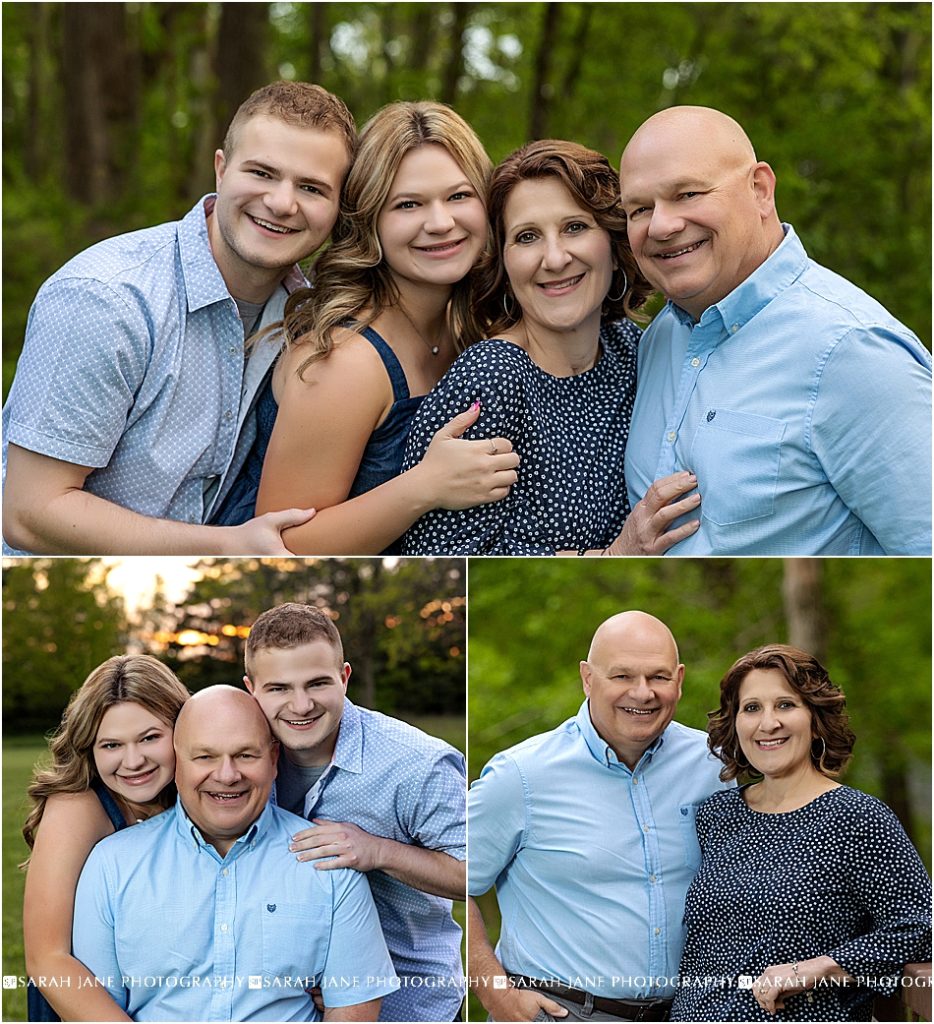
[
  {"left": 392, "top": 276, "right": 453, "bottom": 331},
  {"left": 281, "top": 728, "right": 339, "bottom": 769},
  {"left": 517, "top": 311, "right": 602, "bottom": 377},
  {"left": 116, "top": 794, "right": 163, "bottom": 824},
  {"left": 206, "top": 209, "right": 284, "bottom": 305},
  {"left": 749, "top": 763, "right": 837, "bottom": 811}
]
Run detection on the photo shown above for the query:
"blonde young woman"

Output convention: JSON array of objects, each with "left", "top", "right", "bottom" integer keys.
[
  {"left": 22, "top": 656, "right": 189, "bottom": 1022},
  {"left": 215, "top": 101, "right": 520, "bottom": 553}
]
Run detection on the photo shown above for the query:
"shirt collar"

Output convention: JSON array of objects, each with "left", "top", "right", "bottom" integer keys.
[
  {"left": 173, "top": 792, "right": 274, "bottom": 856},
  {"left": 575, "top": 699, "right": 666, "bottom": 771},
  {"left": 668, "top": 223, "right": 808, "bottom": 334},
  {"left": 329, "top": 698, "right": 364, "bottom": 775}
]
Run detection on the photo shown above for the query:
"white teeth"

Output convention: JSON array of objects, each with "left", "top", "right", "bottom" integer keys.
[
  {"left": 622, "top": 708, "right": 655, "bottom": 716},
  {"left": 252, "top": 216, "right": 293, "bottom": 234},
  {"left": 209, "top": 793, "right": 244, "bottom": 801},
  {"left": 285, "top": 718, "right": 316, "bottom": 726},
  {"left": 757, "top": 738, "right": 787, "bottom": 748},
  {"left": 660, "top": 241, "right": 703, "bottom": 259}
]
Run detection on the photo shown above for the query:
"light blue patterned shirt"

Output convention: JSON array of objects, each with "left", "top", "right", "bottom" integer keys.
[
  {"left": 1, "top": 195, "right": 303, "bottom": 555},
  {"left": 468, "top": 701, "right": 730, "bottom": 999},
  {"left": 625, "top": 225, "right": 932, "bottom": 555},
  {"left": 72, "top": 798, "right": 397, "bottom": 1022},
  {"left": 279, "top": 699, "right": 466, "bottom": 1022}
]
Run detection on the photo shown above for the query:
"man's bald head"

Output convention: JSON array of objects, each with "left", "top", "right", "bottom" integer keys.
[
  {"left": 619, "top": 106, "right": 784, "bottom": 320},
  {"left": 581, "top": 611, "right": 685, "bottom": 769},
  {"left": 174, "top": 684, "right": 273, "bottom": 751}
]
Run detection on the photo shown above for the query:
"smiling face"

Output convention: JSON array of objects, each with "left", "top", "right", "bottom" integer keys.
[
  {"left": 619, "top": 107, "right": 782, "bottom": 320},
  {"left": 735, "top": 668, "right": 816, "bottom": 780},
  {"left": 173, "top": 691, "right": 278, "bottom": 856},
  {"left": 244, "top": 640, "right": 350, "bottom": 767},
  {"left": 580, "top": 612, "right": 684, "bottom": 769},
  {"left": 375, "top": 143, "right": 488, "bottom": 294},
  {"left": 502, "top": 177, "right": 614, "bottom": 339},
  {"left": 93, "top": 702, "right": 176, "bottom": 813},
  {"left": 209, "top": 114, "right": 351, "bottom": 301}
]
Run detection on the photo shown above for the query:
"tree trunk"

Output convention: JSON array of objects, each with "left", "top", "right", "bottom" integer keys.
[
  {"left": 560, "top": 5, "right": 595, "bottom": 103},
  {"left": 214, "top": 3, "right": 270, "bottom": 140},
  {"left": 439, "top": 3, "right": 471, "bottom": 105},
  {"left": 528, "top": 3, "right": 562, "bottom": 140},
  {"left": 308, "top": 2, "right": 329, "bottom": 83},
  {"left": 782, "top": 558, "right": 824, "bottom": 658},
  {"left": 24, "top": 4, "right": 51, "bottom": 179}
]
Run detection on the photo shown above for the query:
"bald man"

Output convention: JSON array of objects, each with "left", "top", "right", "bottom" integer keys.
[
  {"left": 73, "top": 686, "right": 397, "bottom": 1022},
  {"left": 468, "top": 612, "right": 730, "bottom": 1022},
  {"left": 620, "top": 106, "right": 931, "bottom": 556}
]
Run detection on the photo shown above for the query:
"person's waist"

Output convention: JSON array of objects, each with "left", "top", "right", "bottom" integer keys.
[{"left": 509, "top": 976, "right": 673, "bottom": 1020}]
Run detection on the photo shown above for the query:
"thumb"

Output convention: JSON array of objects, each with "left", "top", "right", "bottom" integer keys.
[
  {"left": 540, "top": 997, "right": 569, "bottom": 1017},
  {"left": 268, "top": 506, "right": 317, "bottom": 528},
  {"left": 441, "top": 401, "right": 481, "bottom": 439}
]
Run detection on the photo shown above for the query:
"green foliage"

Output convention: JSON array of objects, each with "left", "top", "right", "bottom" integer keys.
[
  {"left": 2, "top": 742, "right": 34, "bottom": 1023},
  {"left": 2, "top": 560, "right": 127, "bottom": 732}
]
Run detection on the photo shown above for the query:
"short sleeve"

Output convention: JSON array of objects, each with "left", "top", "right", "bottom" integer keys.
[
  {"left": 406, "top": 749, "right": 467, "bottom": 861},
  {"left": 402, "top": 340, "right": 551, "bottom": 555},
  {"left": 5, "top": 277, "right": 150, "bottom": 468},
  {"left": 810, "top": 325, "right": 932, "bottom": 554},
  {"left": 467, "top": 752, "right": 528, "bottom": 897},
  {"left": 827, "top": 796, "right": 933, "bottom": 991}
]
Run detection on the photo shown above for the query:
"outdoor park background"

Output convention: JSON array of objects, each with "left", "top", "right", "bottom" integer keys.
[
  {"left": 467, "top": 557, "right": 932, "bottom": 1020},
  {"left": 1, "top": 556, "right": 466, "bottom": 1022},
  {"left": 3, "top": 1, "right": 931, "bottom": 397}
]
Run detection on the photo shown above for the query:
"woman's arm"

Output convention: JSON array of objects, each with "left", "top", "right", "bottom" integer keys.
[
  {"left": 256, "top": 338, "right": 518, "bottom": 554},
  {"left": 23, "top": 792, "right": 132, "bottom": 1021}
]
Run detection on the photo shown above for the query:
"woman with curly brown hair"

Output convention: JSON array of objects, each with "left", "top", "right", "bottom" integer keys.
[
  {"left": 22, "top": 656, "right": 189, "bottom": 1022},
  {"left": 671, "top": 644, "right": 931, "bottom": 1023},
  {"left": 401, "top": 139, "right": 701, "bottom": 556}
]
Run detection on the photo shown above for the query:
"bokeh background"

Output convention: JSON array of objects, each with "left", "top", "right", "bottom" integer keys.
[
  {"left": 3, "top": 1, "right": 931, "bottom": 397},
  {"left": 467, "top": 557, "right": 931, "bottom": 1019},
  {"left": 2, "top": 556, "right": 465, "bottom": 1022}
]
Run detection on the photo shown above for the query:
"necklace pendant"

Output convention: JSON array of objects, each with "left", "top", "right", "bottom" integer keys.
[{"left": 430, "top": 345, "right": 439, "bottom": 355}]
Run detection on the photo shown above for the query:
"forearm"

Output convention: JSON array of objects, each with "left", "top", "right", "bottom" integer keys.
[
  {"left": 376, "top": 841, "right": 465, "bottom": 900},
  {"left": 323, "top": 998, "right": 382, "bottom": 1021},
  {"left": 27, "top": 950, "right": 131, "bottom": 1022},
  {"left": 798, "top": 956, "right": 853, "bottom": 985},
  {"left": 276, "top": 464, "right": 434, "bottom": 555},
  {"left": 468, "top": 897, "right": 509, "bottom": 1011}
]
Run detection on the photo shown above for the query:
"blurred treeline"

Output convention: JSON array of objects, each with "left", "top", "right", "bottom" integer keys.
[
  {"left": 467, "top": 558, "right": 931, "bottom": 858},
  {"left": 3, "top": 1, "right": 931, "bottom": 395},
  {"left": 2, "top": 557, "right": 466, "bottom": 732}
]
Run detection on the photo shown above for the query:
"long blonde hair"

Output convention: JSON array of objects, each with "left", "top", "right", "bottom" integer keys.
[
  {"left": 22, "top": 655, "right": 190, "bottom": 854},
  {"left": 283, "top": 101, "right": 493, "bottom": 380}
]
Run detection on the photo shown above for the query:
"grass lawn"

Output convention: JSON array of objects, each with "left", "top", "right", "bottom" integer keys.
[{"left": 2, "top": 719, "right": 466, "bottom": 1022}]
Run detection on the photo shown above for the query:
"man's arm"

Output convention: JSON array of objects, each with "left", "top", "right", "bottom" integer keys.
[
  {"left": 3, "top": 445, "right": 314, "bottom": 554},
  {"left": 323, "top": 998, "right": 381, "bottom": 1021},
  {"left": 294, "top": 820, "right": 465, "bottom": 899},
  {"left": 468, "top": 897, "right": 567, "bottom": 1022}
]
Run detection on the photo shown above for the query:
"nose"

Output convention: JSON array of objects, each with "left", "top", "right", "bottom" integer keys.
[
  {"left": 289, "top": 691, "right": 314, "bottom": 717},
  {"left": 647, "top": 202, "right": 685, "bottom": 241},
  {"left": 759, "top": 706, "right": 782, "bottom": 732},
  {"left": 213, "top": 755, "right": 242, "bottom": 786},
  {"left": 541, "top": 233, "right": 572, "bottom": 272},
  {"left": 630, "top": 676, "right": 654, "bottom": 701},
  {"left": 424, "top": 199, "right": 456, "bottom": 234},
  {"left": 264, "top": 180, "right": 299, "bottom": 218},
  {"left": 123, "top": 744, "right": 147, "bottom": 771}
]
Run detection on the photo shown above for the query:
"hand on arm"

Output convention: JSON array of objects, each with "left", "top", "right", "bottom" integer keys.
[
  {"left": 468, "top": 897, "right": 567, "bottom": 1022},
  {"left": 25, "top": 793, "right": 132, "bottom": 1021},
  {"left": 3, "top": 445, "right": 314, "bottom": 555},
  {"left": 606, "top": 471, "right": 701, "bottom": 554},
  {"left": 291, "top": 820, "right": 465, "bottom": 900},
  {"left": 753, "top": 956, "right": 853, "bottom": 1015}
]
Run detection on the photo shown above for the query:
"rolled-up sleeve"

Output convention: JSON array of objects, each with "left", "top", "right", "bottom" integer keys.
[{"left": 467, "top": 753, "right": 528, "bottom": 897}]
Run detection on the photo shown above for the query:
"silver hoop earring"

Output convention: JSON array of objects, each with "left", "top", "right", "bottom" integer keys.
[
  {"left": 502, "top": 291, "right": 518, "bottom": 320},
  {"left": 812, "top": 735, "right": 827, "bottom": 770},
  {"left": 606, "top": 270, "right": 629, "bottom": 303}
]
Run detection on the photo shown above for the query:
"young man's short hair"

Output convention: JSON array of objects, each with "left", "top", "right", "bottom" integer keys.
[
  {"left": 245, "top": 603, "right": 344, "bottom": 677},
  {"left": 223, "top": 81, "right": 357, "bottom": 162}
]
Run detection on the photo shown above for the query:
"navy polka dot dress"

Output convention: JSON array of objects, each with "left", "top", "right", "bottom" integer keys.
[
  {"left": 670, "top": 786, "right": 933, "bottom": 1022},
  {"left": 401, "top": 320, "right": 640, "bottom": 555}
]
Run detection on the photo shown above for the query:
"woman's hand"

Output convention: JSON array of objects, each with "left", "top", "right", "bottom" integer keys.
[
  {"left": 607, "top": 472, "right": 701, "bottom": 555},
  {"left": 415, "top": 403, "right": 521, "bottom": 511},
  {"left": 752, "top": 956, "right": 851, "bottom": 1015}
]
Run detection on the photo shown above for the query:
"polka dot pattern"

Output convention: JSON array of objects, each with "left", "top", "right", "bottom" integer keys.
[
  {"left": 401, "top": 320, "right": 641, "bottom": 555},
  {"left": 671, "top": 786, "right": 933, "bottom": 1022}
]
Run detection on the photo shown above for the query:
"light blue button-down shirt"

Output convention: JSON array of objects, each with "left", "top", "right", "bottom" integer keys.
[
  {"left": 72, "top": 798, "right": 397, "bottom": 1022},
  {"left": 625, "top": 225, "right": 932, "bottom": 555},
  {"left": 469, "top": 701, "right": 730, "bottom": 1000},
  {"left": 1, "top": 195, "right": 302, "bottom": 555},
  {"left": 283, "top": 699, "right": 466, "bottom": 1022}
]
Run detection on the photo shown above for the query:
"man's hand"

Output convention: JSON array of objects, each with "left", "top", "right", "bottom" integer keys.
[
  {"left": 609, "top": 471, "right": 701, "bottom": 555},
  {"left": 227, "top": 507, "right": 317, "bottom": 554},
  {"left": 291, "top": 820, "right": 385, "bottom": 872},
  {"left": 486, "top": 981, "right": 568, "bottom": 1022}
]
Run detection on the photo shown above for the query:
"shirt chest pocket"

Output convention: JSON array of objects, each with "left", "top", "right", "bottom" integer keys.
[
  {"left": 678, "top": 802, "right": 702, "bottom": 871},
  {"left": 689, "top": 409, "right": 786, "bottom": 526},
  {"left": 259, "top": 899, "right": 331, "bottom": 982}
]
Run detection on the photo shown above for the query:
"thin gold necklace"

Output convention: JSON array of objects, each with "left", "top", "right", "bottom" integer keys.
[{"left": 396, "top": 303, "right": 444, "bottom": 357}]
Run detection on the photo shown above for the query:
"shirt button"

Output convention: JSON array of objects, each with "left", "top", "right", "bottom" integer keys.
[
  {"left": 632, "top": 777, "right": 639, "bottom": 785},
  {"left": 649, "top": 874, "right": 657, "bottom": 883},
  {"left": 642, "top": 824, "right": 650, "bottom": 833},
  {"left": 690, "top": 357, "right": 700, "bottom": 367},
  {"left": 224, "top": 409, "right": 234, "bottom": 422},
  {"left": 666, "top": 431, "right": 676, "bottom": 442},
  {"left": 730, "top": 323, "right": 740, "bottom": 334},
  {"left": 220, "top": 923, "right": 228, "bottom": 932},
  {"left": 229, "top": 345, "right": 239, "bottom": 355},
  {"left": 222, "top": 868, "right": 228, "bottom": 876},
  {"left": 655, "top": 928, "right": 661, "bottom": 936}
]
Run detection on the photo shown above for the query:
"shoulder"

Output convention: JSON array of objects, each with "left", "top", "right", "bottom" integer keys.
[
  {"left": 439, "top": 338, "right": 533, "bottom": 389},
  {"left": 36, "top": 789, "right": 114, "bottom": 844},
  {"left": 486, "top": 715, "right": 580, "bottom": 771},
  {"left": 822, "top": 785, "right": 905, "bottom": 830},
  {"left": 697, "top": 787, "right": 741, "bottom": 819},
  {"left": 601, "top": 318, "right": 643, "bottom": 353},
  {"left": 355, "top": 705, "right": 463, "bottom": 767}
]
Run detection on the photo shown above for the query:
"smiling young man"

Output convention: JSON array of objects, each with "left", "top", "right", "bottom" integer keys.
[
  {"left": 468, "top": 611, "right": 730, "bottom": 1023},
  {"left": 2, "top": 80, "right": 355, "bottom": 556},
  {"left": 619, "top": 105, "right": 932, "bottom": 556},
  {"left": 72, "top": 686, "right": 396, "bottom": 1022},
  {"left": 243, "top": 602, "right": 467, "bottom": 1023}
]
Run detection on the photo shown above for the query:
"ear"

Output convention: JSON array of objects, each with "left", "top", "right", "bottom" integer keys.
[
  {"left": 214, "top": 148, "right": 227, "bottom": 190},
  {"left": 674, "top": 664, "right": 685, "bottom": 700},
  {"left": 340, "top": 663, "right": 352, "bottom": 692},
  {"left": 751, "top": 161, "right": 777, "bottom": 218},
  {"left": 243, "top": 674, "right": 255, "bottom": 695},
  {"left": 580, "top": 660, "right": 593, "bottom": 698}
]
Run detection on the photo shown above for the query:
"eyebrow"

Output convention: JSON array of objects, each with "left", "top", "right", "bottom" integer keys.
[
  {"left": 96, "top": 726, "right": 163, "bottom": 743},
  {"left": 621, "top": 177, "right": 712, "bottom": 205},
  {"left": 241, "top": 159, "right": 337, "bottom": 195},
  {"left": 187, "top": 743, "right": 265, "bottom": 756},
  {"left": 386, "top": 180, "right": 473, "bottom": 203},
  {"left": 260, "top": 675, "right": 334, "bottom": 688}
]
